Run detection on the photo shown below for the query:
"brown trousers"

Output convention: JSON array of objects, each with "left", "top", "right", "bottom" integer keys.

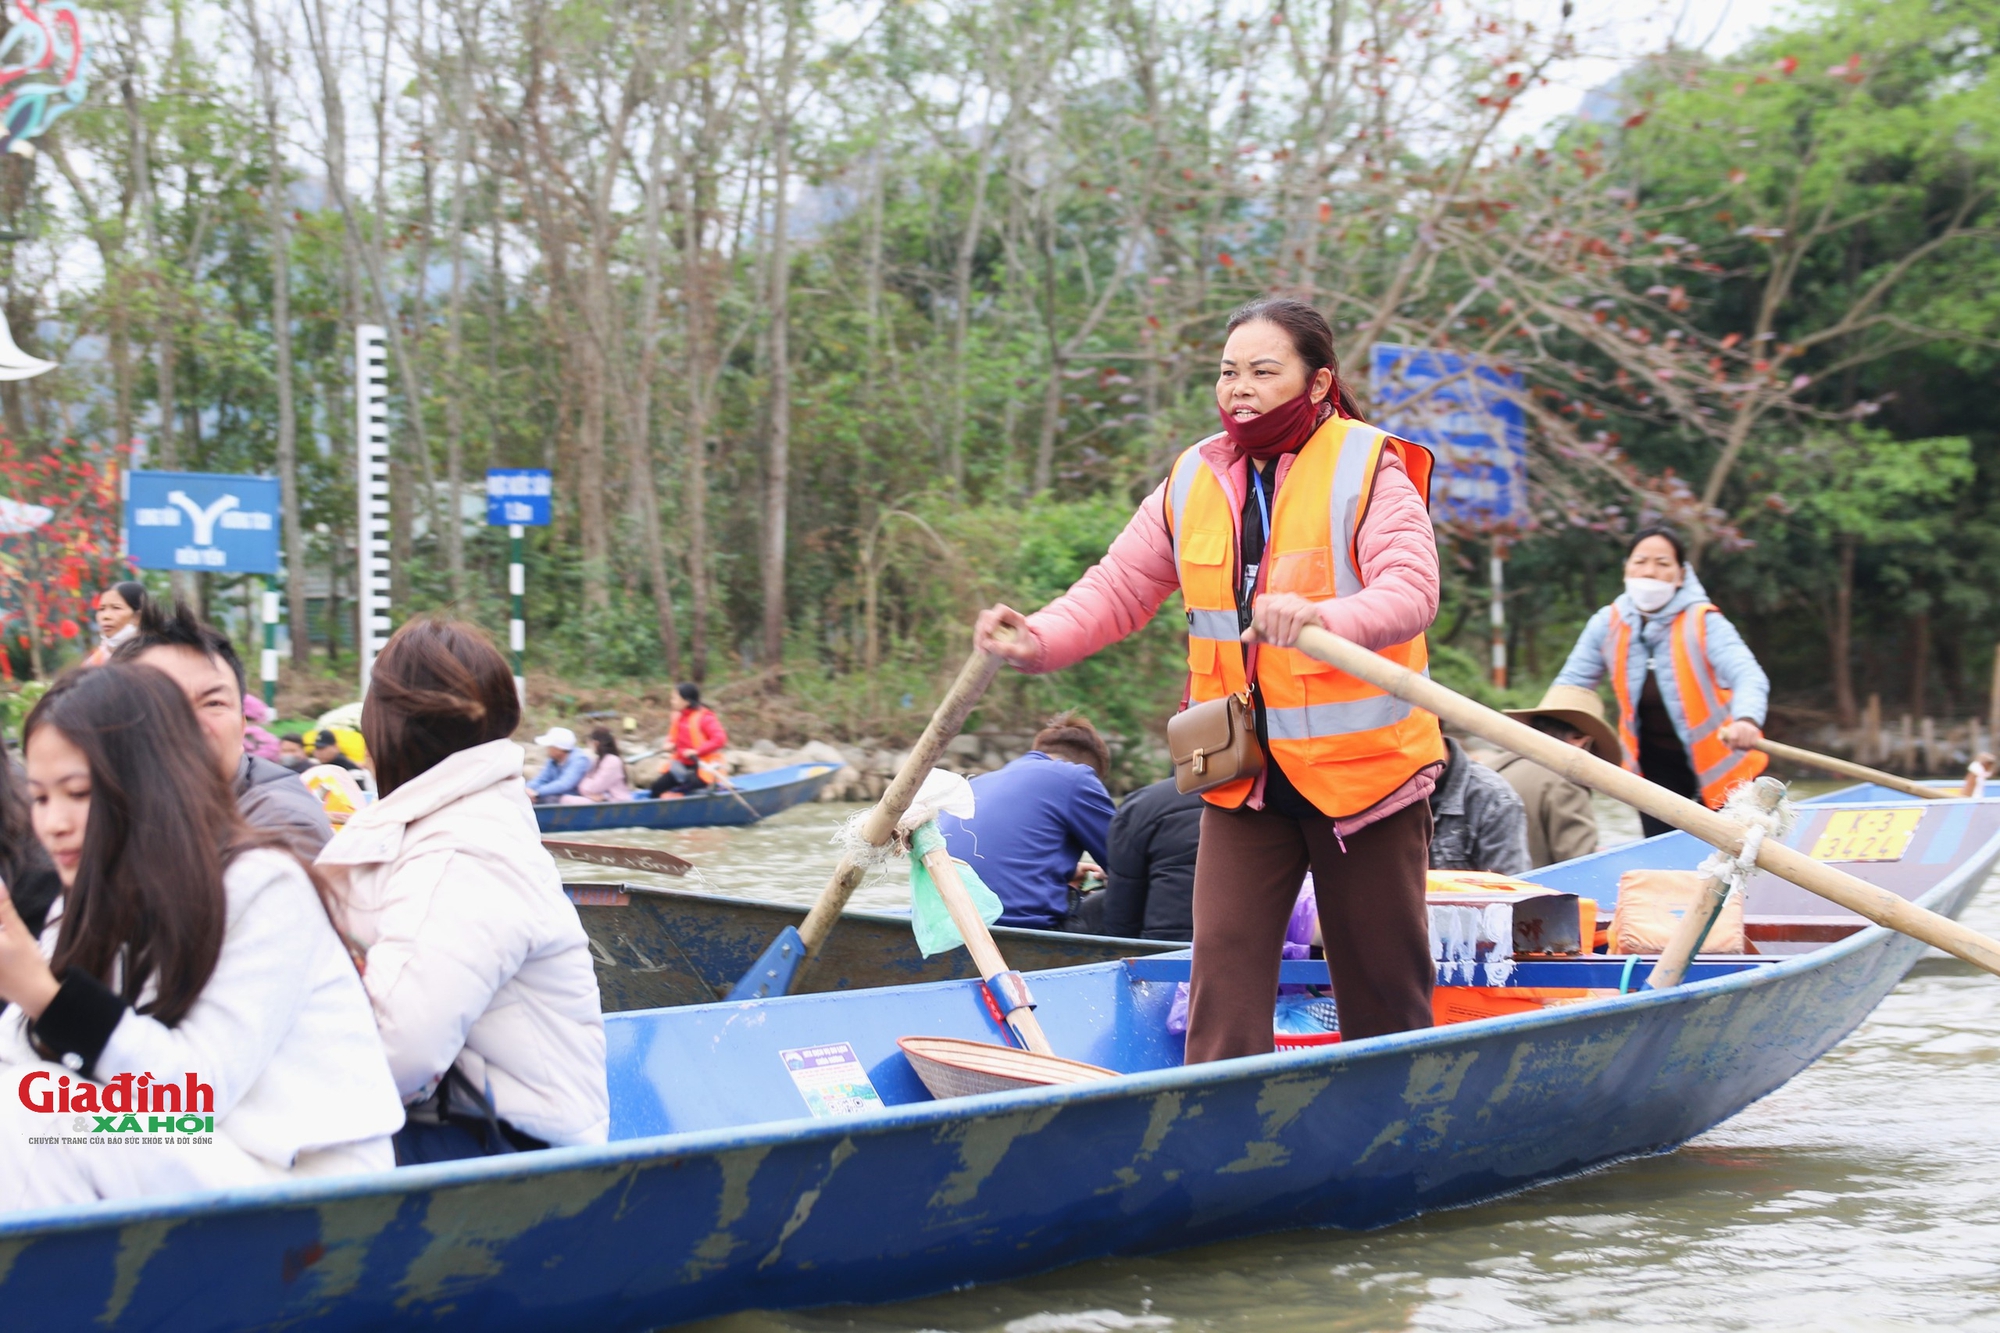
[{"left": 1185, "top": 798, "right": 1434, "bottom": 1063}]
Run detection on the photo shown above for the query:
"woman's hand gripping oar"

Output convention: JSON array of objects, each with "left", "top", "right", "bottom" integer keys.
[
  {"left": 1751, "top": 737, "right": 1947, "bottom": 801},
  {"left": 725, "top": 629, "right": 1015, "bottom": 1000},
  {"left": 1286, "top": 622, "right": 2000, "bottom": 982}
]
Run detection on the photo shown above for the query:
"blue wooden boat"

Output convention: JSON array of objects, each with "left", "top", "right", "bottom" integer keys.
[
  {"left": 4, "top": 787, "right": 1995, "bottom": 1330},
  {"left": 533, "top": 761, "right": 839, "bottom": 833},
  {"left": 567, "top": 879, "right": 1182, "bottom": 1010}
]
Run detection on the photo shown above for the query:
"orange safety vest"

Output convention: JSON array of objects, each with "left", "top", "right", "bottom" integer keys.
[
  {"left": 1604, "top": 602, "right": 1767, "bottom": 809},
  {"left": 1165, "top": 415, "right": 1446, "bottom": 817}
]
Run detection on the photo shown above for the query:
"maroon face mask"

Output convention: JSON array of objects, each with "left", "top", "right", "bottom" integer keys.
[{"left": 1217, "top": 391, "right": 1332, "bottom": 460}]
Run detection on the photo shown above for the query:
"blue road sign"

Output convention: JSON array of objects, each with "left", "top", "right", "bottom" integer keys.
[
  {"left": 486, "top": 468, "right": 553, "bottom": 527},
  {"left": 1369, "top": 343, "right": 1527, "bottom": 530},
  {"left": 125, "top": 470, "right": 281, "bottom": 574}
]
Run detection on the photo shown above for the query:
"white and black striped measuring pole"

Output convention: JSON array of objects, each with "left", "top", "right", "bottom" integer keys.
[
  {"left": 355, "top": 324, "right": 393, "bottom": 690},
  {"left": 486, "top": 468, "right": 552, "bottom": 709}
]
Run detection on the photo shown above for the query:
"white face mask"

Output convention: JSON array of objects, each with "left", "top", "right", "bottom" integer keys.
[{"left": 1625, "top": 577, "right": 1678, "bottom": 613}]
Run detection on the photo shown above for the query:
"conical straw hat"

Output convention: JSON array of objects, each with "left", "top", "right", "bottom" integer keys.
[
  {"left": 0, "top": 308, "right": 56, "bottom": 381},
  {"left": 1504, "top": 684, "right": 1622, "bottom": 768}
]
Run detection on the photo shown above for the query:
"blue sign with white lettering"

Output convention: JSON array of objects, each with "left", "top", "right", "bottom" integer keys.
[
  {"left": 1369, "top": 343, "right": 1527, "bottom": 530},
  {"left": 486, "top": 468, "right": 553, "bottom": 527},
  {"left": 125, "top": 471, "right": 281, "bottom": 574}
]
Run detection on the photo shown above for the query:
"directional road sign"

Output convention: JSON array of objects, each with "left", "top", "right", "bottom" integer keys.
[{"left": 125, "top": 470, "right": 281, "bottom": 574}]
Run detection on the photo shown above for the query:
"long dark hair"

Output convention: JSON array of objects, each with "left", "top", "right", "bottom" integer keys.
[
  {"left": 1224, "top": 297, "right": 1362, "bottom": 419},
  {"left": 0, "top": 741, "right": 51, "bottom": 894},
  {"left": 26, "top": 664, "right": 251, "bottom": 1026},
  {"left": 362, "top": 617, "right": 522, "bottom": 796},
  {"left": 589, "top": 727, "right": 620, "bottom": 760}
]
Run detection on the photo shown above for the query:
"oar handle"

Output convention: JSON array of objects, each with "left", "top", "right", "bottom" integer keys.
[
  {"left": 1753, "top": 737, "right": 1945, "bottom": 800},
  {"left": 1291, "top": 625, "right": 2000, "bottom": 980},
  {"left": 796, "top": 637, "right": 1009, "bottom": 955},
  {"left": 921, "top": 847, "right": 1055, "bottom": 1056}
]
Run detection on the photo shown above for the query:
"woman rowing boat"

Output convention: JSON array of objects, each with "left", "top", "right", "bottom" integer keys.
[
  {"left": 1552, "top": 526, "right": 1769, "bottom": 838},
  {"left": 974, "top": 297, "right": 1445, "bottom": 1060}
]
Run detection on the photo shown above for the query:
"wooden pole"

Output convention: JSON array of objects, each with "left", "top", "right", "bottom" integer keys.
[
  {"left": 1646, "top": 776, "right": 1785, "bottom": 989},
  {"left": 794, "top": 638, "right": 1006, "bottom": 961},
  {"left": 921, "top": 846, "right": 1055, "bottom": 1055},
  {"left": 1289, "top": 625, "right": 2000, "bottom": 980},
  {"left": 1752, "top": 737, "right": 1946, "bottom": 801}
]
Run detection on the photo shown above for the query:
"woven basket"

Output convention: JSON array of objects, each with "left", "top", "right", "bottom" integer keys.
[{"left": 897, "top": 1036, "right": 1117, "bottom": 1100}]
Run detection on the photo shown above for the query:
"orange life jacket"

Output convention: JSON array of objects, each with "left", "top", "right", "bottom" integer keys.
[
  {"left": 1165, "top": 415, "right": 1446, "bottom": 817},
  {"left": 1604, "top": 601, "right": 1768, "bottom": 809}
]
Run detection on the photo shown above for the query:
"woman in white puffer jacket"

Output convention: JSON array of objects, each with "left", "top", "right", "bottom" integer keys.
[{"left": 316, "top": 618, "right": 607, "bottom": 1162}]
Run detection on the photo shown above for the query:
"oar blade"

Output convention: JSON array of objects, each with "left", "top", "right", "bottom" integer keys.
[
  {"left": 724, "top": 925, "right": 807, "bottom": 1002},
  {"left": 543, "top": 839, "right": 693, "bottom": 877}
]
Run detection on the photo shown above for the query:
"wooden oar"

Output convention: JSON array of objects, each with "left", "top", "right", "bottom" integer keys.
[
  {"left": 918, "top": 844, "right": 1054, "bottom": 1054},
  {"left": 724, "top": 634, "right": 1009, "bottom": 1000},
  {"left": 543, "top": 839, "right": 693, "bottom": 878},
  {"left": 1646, "top": 776, "right": 1784, "bottom": 989},
  {"left": 1288, "top": 624, "right": 2000, "bottom": 980},
  {"left": 1752, "top": 737, "right": 1946, "bottom": 801}
]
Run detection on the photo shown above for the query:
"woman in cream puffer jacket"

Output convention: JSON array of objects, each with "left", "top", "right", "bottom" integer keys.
[{"left": 316, "top": 619, "right": 607, "bottom": 1154}]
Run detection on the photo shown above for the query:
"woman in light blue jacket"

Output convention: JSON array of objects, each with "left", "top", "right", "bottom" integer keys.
[{"left": 1554, "top": 527, "right": 1769, "bottom": 837}]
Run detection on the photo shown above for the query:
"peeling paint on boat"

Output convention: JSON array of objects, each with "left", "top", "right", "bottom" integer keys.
[
  {"left": 930, "top": 1106, "right": 1064, "bottom": 1210},
  {"left": 397, "top": 1165, "right": 623, "bottom": 1305}
]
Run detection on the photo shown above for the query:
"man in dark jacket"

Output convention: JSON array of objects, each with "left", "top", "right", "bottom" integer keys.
[
  {"left": 1101, "top": 777, "right": 1202, "bottom": 941},
  {"left": 116, "top": 600, "right": 335, "bottom": 857},
  {"left": 1428, "top": 736, "right": 1531, "bottom": 877}
]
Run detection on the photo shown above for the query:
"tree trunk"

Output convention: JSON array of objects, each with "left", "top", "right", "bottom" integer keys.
[
  {"left": 946, "top": 134, "right": 996, "bottom": 490},
  {"left": 440, "top": 65, "right": 473, "bottom": 605},
  {"left": 760, "top": 10, "right": 799, "bottom": 671},
  {"left": 1830, "top": 533, "right": 1857, "bottom": 727},
  {"left": 1034, "top": 342, "right": 1063, "bottom": 495},
  {"left": 620, "top": 110, "right": 680, "bottom": 673},
  {"left": 1909, "top": 608, "right": 1931, "bottom": 720},
  {"left": 681, "top": 165, "right": 713, "bottom": 682},
  {"left": 249, "top": 5, "right": 310, "bottom": 667}
]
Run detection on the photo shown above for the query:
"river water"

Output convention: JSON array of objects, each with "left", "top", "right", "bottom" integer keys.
[{"left": 563, "top": 792, "right": 2000, "bottom": 1332}]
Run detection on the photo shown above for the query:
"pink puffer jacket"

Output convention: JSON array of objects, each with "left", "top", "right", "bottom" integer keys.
[{"left": 1017, "top": 431, "right": 1443, "bottom": 828}]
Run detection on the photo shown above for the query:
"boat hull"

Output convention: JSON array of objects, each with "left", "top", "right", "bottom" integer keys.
[
  {"left": 533, "top": 762, "right": 838, "bottom": 832},
  {"left": 3, "top": 799, "right": 1994, "bottom": 1331}
]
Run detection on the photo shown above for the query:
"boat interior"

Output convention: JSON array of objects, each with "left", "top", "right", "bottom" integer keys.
[{"left": 603, "top": 791, "right": 2000, "bottom": 1142}]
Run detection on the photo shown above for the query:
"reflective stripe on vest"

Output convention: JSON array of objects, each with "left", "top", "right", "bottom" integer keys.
[
  {"left": 1164, "top": 416, "right": 1445, "bottom": 817},
  {"left": 1604, "top": 602, "right": 1768, "bottom": 809}
]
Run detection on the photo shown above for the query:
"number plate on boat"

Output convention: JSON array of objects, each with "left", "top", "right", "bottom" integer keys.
[{"left": 1810, "top": 808, "right": 1923, "bottom": 862}]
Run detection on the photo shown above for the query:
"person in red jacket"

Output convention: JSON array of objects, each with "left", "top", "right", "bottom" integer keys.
[{"left": 649, "top": 683, "right": 729, "bottom": 797}]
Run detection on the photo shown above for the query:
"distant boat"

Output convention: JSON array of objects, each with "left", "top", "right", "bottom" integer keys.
[
  {"left": 5, "top": 786, "right": 1996, "bottom": 1330},
  {"left": 534, "top": 761, "right": 840, "bottom": 832}
]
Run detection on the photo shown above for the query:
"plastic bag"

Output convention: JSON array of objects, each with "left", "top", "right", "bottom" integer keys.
[
  {"left": 907, "top": 820, "right": 1003, "bottom": 957},
  {"left": 1610, "top": 869, "right": 1745, "bottom": 954}
]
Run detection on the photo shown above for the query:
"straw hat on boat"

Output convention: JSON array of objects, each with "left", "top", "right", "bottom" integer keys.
[{"left": 1504, "top": 684, "right": 1622, "bottom": 768}]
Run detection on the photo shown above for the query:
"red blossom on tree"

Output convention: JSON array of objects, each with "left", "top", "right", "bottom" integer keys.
[{"left": 0, "top": 437, "right": 133, "bottom": 670}]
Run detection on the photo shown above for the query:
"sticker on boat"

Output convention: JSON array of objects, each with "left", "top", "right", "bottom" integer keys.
[
  {"left": 1810, "top": 808, "right": 1924, "bottom": 862},
  {"left": 779, "top": 1042, "right": 883, "bottom": 1118}
]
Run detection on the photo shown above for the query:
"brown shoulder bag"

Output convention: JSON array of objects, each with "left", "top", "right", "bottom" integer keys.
[{"left": 1167, "top": 688, "right": 1264, "bottom": 795}]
